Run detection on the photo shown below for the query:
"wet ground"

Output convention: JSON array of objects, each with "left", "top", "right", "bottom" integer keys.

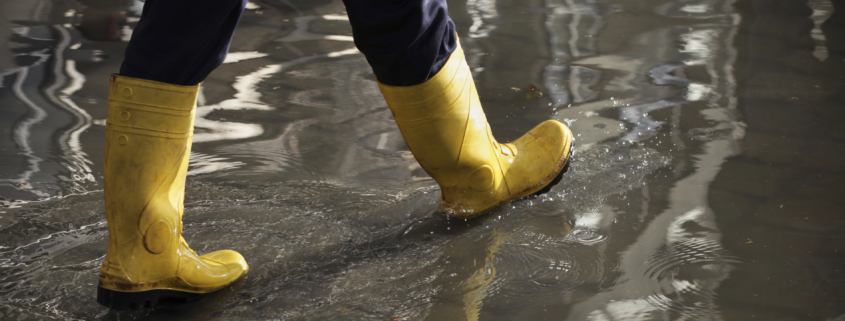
[{"left": 2, "top": 0, "right": 845, "bottom": 319}]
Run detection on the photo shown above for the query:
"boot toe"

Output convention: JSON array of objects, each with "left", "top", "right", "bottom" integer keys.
[
  {"left": 527, "top": 120, "right": 573, "bottom": 163},
  {"left": 202, "top": 250, "right": 249, "bottom": 278},
  {"left": 506, "top": 120, "right": 573, "bottom": 197}
]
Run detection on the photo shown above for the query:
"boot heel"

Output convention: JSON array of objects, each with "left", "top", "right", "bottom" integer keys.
[{"left": 97, "top": 285, "right": 202, "bottom": 310}]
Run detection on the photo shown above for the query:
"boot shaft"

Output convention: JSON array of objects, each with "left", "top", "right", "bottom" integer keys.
[
  {"left": 102, "top": 75, "right": 198, "bottom": 282},
  {"left": 377, "top": 43, "right": 503, "bottom": 190}
]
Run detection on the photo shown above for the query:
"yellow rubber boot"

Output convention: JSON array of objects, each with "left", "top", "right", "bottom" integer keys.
[
  {"left": 97, "top": 75, "right": 248, "bottom": 309},
  {"left": 378, "top": 41, "right": 573, "bottom": 218}
]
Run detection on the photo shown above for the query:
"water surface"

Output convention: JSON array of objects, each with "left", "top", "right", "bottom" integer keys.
[{"left": 1, "top": 0, "right": 844, "bottom": 319}]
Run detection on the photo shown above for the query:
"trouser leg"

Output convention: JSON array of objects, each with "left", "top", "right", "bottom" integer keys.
[
  {"left": 119, "top": 0, "right": 248, "bottom": 86},
  {"left": 343, "top": 0, "right": 457, "bottom": 86},
  {"left": 123, "top": 0, "right": 452, "bottom": 87}
]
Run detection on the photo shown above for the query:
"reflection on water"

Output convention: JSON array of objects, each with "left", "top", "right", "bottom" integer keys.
[
  {"left": 1, "top": 0, "right": 844, "bottom": 320},
  {"left": 0, "top": 0, "right": 104, "bottom": 209}
]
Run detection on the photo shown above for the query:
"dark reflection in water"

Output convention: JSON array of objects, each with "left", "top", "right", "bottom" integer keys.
[{"left": 0, "top": 0, "right": 844, "bottom": 320}]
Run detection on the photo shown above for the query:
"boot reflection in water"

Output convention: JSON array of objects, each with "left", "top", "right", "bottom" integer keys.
[{"left": 97, "top": 0, "right": 572, "bottom": 309}]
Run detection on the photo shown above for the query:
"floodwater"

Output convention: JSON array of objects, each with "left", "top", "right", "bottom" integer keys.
[{"left": 1, "top": 0, "right": 844, "bottom": 319}]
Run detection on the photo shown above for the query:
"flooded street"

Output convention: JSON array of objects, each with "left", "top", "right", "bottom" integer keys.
[{"left": 2, "top": 0, "right": 845, "bottom": 319}]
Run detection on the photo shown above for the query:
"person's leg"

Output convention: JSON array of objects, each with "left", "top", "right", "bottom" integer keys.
[
  {"left": 342, "top": 0, "right": 456, "bottom": 86},
  {"left": 120, "top": 0, "right": 247, "bottom": 85},
  {"left": 345, "top": 0, "right": 574, "bottom": 217},
  {"left": 97, "top": 0, "right": 249, "bottom": 310}
]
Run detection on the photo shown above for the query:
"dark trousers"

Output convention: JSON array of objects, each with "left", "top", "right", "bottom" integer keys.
[{"left": 120, "top": 0, "right": 456, "bottom": 87}]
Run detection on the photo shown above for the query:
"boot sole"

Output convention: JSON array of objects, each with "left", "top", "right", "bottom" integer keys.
[
  {"left": 525, "top": 155, "right": 571, "bottom": 198},
  {"left": 97, "top": 285, "right": 203, "bottom": 310}
]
